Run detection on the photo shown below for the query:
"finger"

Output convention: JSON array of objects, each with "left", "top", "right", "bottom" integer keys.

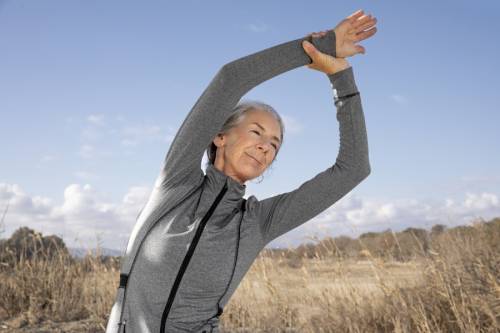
[
  {"left": 348, "top": 12, "right": 364, "bottom": 25},
  {"left": 356, "top": 17, "right": 377, "bottom": 32},
  {"left": 354, "top": 20, "right": 377, "bottom": 34},
  {"left": 356, "top": 45, "right": 366, "bottom": 54},
  {"left": 347, "top": 9, "right": 364, "bottom": 20},
  {"left": 354, "top": 26, "right": 377, "bottom": 42},
  {"left": 352, "top": 14, "right": 372, "bottom": 29}
]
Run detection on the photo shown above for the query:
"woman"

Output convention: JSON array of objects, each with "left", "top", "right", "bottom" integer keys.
[{"left": 106, "top": 9, "right": 377, "bottom": 333}]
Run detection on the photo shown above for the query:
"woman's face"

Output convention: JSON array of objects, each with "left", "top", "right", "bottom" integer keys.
[{"left": 213, "top": 109, "right": 282, "bottom": 185}]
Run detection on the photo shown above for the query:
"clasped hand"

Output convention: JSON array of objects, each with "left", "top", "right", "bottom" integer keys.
[{"left": 302, "top": 9, "right": 378, "bottom": 75}]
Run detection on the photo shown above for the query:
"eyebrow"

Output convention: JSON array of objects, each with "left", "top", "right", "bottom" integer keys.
[{"left": 250, "top": 122, "right": 281, "bottom": 144}]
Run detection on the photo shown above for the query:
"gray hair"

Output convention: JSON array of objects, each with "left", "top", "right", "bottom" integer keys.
[{"left": 205, "top": 99, "right": 285, "bottom": 171}]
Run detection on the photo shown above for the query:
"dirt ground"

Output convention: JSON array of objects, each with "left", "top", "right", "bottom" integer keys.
[{"left": 0, "top": 316, "right": 104, "bottom": 333}]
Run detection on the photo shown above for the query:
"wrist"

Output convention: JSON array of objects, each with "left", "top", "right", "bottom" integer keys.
[
  {"left": 327, "top": 66, "right": 359, "bottom": 98},
  {"left": 325, "top": 58, "right": 350, "bottom": 75}
]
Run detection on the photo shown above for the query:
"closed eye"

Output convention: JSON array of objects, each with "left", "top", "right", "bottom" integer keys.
[{"left": 251, "top": 130, "right": 278, "bottom": 150}]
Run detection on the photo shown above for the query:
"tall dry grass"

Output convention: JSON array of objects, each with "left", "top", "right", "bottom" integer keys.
[
  {"left": 221, "top": 219, "right": 499, "bottom": 332},
  {"left": 0, "top": 231, "right": 118, "bottom": 331},
  {"left": 0, "top": 218, "right": 498, "bottom": 332}
]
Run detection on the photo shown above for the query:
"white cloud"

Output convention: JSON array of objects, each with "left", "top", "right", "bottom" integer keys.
[
  {"left": 123, "top": 186, "right": 151, "bottom": 206},
  {"left": 462, "top": 192, "right": 498, "bottom": 211},
  {"left": 121, "top": 139, "right": 138, "bottom": 147},
  {"left": 87, "top": 114, "right": 105, "bottom": 126},
  {"left": 2, "top": 181, "right": 498, "bottom": 252},
  {"left": 460, "top": 175, "right": 500, "bottom": 184},
  {"left": 82, "top": 127, "right": 102, "bottom": 141},
  {"left": 74, "top": 171, "right": 99, "bottom": 181},
  {"left": 75, "top": 114, "right": 175, "bottom": 161},
  {"left": 40, "top": 154, "right": 56, "bottom": 163},
  {"left": 246, "top": 22, "right": 269, "bottom": 33},
  {"left": 270, "top": 190, "right": 500, "bottom": 248},
  {"left": 281, "top": 113, "right": 303, "bottom": 134},
  {"left": 390, "top": 94, "right": 408, "bottom": 105},
  {"left": 78, "top": 144, "right": 94, "bottom": 159},
  {"left": 0, "top": 184, "right": 53, "bottom": 217},
  {"left": 82, "top": 114, "right": 106, "bottom": 141},
  {"left": 0, "top": 182, "right": 151, "bottom": 251},
  {"left": 55, "top": 184, "right": 98, "bottom": 218},
  {"left": 376, "top": 203, "right": 397, "bottom": 219},
  {"left": 119, "top": 124, "right": 165, "bottom": 147}
]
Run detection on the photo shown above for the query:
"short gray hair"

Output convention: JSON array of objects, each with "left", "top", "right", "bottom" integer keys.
[{"left": 205, "top": 99, "right": 285, "bottom": 169}]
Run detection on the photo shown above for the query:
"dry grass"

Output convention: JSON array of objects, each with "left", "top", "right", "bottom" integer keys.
[
  {"left": 0, "top": 241, "right": 117, "bottom": 332},
  {"left": 0, "top": 218, "right": 498, "bottom": 332}
]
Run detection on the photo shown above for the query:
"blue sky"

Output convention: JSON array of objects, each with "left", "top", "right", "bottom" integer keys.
[{"left": 1, "top": 0, "right": 499, "bottom": 251}]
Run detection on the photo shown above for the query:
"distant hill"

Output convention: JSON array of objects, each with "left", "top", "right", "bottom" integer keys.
[
  {"left": 69, "top": 247, "right": 123, "bottom": 258},
  {"left": 3, "top": 216, "right": 499, "bottom": 263},
  {"left": 261, "top": 217, "right": 500, "bottom": 262}
]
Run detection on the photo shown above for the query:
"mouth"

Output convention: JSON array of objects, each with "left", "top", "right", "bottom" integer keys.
[{"left": 246, "top": 153, "right": 263, "bottom": 166}]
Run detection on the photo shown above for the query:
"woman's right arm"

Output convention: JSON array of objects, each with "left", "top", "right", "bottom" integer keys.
[{"left": 155, "top": 30, "right": 338, "bottom": 190}]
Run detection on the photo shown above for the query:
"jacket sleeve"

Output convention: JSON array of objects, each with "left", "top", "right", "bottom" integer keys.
[
  {"left": 254, "top": 66, "right": 371, "bottom": 245},
  {"left": 155, "top": 30, "right": 338, "bottom": 189}
]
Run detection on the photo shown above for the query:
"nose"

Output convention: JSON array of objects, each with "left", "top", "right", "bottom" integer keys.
[{"left": 256, "top": 140, "right": 272, "bottom": 151}]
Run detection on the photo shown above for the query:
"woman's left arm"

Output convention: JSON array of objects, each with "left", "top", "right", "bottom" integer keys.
[
  {"left": 252, "top": 10, "right": 377, "bottom": 245},
  {"left": 254, "top": 65, "right": 370, "bottom": 245}
]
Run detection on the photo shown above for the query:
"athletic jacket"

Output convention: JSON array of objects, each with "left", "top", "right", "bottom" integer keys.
[{"left": 105, "top": 29, "right": 371, "bottom": 333}]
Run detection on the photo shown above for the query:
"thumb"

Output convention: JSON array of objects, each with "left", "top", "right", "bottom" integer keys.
[{"left": 302, "top": 40, "right": 317, "bottom": 57}]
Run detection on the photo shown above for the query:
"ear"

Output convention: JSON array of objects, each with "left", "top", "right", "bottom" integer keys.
[{"left": 212, "top": 133, "right": 225, "bottom": 147}]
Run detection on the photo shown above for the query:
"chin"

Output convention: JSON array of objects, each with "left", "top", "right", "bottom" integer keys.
[
  {"left": 236, "top": 164, "right": 263, "bottom": 182},
  {"left": 246, "top": 166, "right": 265, "bottom": 180}
]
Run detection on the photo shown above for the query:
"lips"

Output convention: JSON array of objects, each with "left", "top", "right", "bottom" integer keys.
[{"left": 246, "top": 153, "right": 263, "bottom": 165}]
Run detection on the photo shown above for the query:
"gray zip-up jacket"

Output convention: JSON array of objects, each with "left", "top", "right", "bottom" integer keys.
[{"left": 105, "top": 29, "right": 371, "bottom": 333}]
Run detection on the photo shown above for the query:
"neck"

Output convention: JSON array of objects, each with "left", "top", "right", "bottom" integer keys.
[{"left": 213, "top": 160, "right": 246, "bottom": 186}]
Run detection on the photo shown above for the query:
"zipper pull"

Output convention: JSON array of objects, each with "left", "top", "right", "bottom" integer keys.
[{"left": 118, "top": 319, "right": 127, "bottom": 333}]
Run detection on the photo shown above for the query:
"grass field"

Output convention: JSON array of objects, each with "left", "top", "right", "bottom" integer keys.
[{"left": 0, "top": 218, "right": 498, "bottom": 332}]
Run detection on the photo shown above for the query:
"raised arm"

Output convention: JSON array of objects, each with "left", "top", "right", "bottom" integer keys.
[
  {"left": 251, "top": 10, "right": 377, "bottom": 245},
  {"left": 253, "top": 65, "right": 371, "bottom": 245},
  {"left": 155, "top": 30, "right": 338, "bottom": 189}
]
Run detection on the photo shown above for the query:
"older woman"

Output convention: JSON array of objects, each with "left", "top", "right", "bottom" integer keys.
[{"left": 106, "top": 9, "right": 377, "bottom": 333}]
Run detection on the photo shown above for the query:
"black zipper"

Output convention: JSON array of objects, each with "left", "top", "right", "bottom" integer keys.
[
  {"left": 117, "top": 319, "right": 126, "bottom": 333},
  {"left": 160, "top": 180, "right": 229, "bottom": 332},
  {"left": 117, "top": 177, "right": 207, "bottom": 332}
]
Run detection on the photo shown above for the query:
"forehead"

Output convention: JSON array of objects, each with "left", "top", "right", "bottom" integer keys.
[{"left": 241, "top": 110, "right": 281, "bottom": 134}]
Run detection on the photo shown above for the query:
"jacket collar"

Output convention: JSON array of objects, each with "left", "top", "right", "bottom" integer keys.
[{"left": 205, "top": 163, "right": 246, "bottom": 203}]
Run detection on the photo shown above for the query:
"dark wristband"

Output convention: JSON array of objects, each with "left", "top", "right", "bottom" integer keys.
[
  {"left": 336, "top": 91, "right": 360, "bottom": 100},
  {"left": 334, "top": 91, "right": 360, "bottom": 107}
]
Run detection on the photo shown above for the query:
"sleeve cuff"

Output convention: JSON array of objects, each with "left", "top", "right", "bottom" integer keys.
[
  {"left": 306, "top": 29, "right": 336, "bottom": 59},
  {"left": 327, "top": 66, "right": 359, "bottom": 97}
]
